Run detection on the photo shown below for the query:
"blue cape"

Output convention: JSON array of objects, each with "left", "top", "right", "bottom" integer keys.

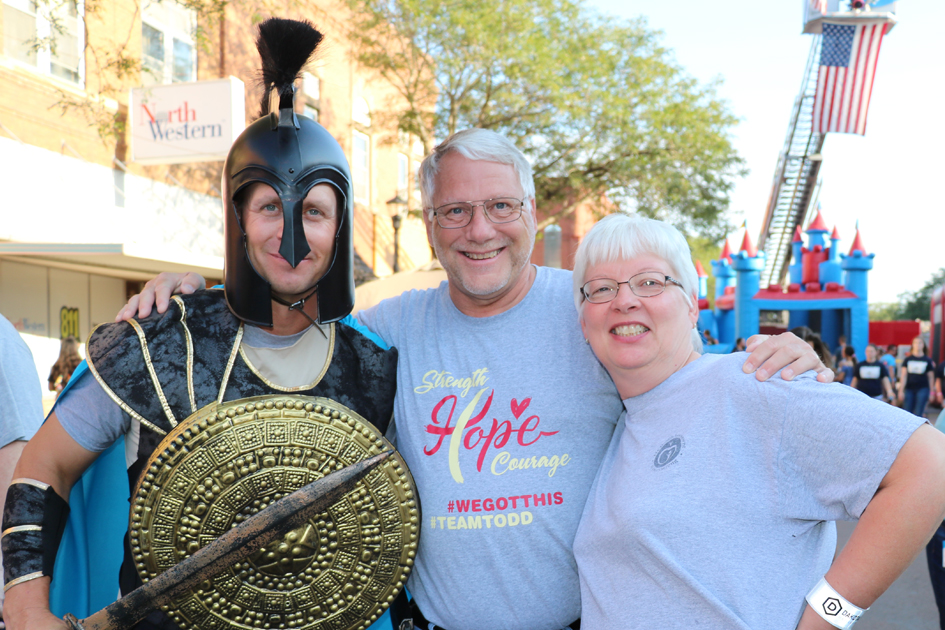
[{"left": 48, "top": 360, "right": 128, "bottom": 616}]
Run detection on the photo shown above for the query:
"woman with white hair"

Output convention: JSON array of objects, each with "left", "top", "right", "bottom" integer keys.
[{"left": 571, "top": 213, "right": 945, "bottom": 630}]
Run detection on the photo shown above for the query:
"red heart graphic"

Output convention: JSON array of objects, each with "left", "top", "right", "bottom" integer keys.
[{"left": 511, "top": 398, "right": 531, "bottom": 419}]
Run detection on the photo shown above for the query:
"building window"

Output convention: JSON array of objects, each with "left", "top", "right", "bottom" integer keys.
[
  {"left": 303, "top": 72, "right": 320, "bottom": 101},
  {"left": 543, "top": 224, "right": 562, "bottom": 269},
  {"left": 353, "top": 96, "right": 371, "bottom": 127},
  {"left": 352, "top": 130, "right": 370, "bottom": 205},
  {"left": 141, "top": 0, "right": 195, "bottom": 85},
  {"left": 300, "top": 105, "right": 318, "bottom": 122},
  {"left": 3, "top": 0, "right": 84, "bottom": 85}
]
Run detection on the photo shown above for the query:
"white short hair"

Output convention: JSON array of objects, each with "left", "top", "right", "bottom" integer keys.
[
  {"left": 420, "top": 129, "right": 535, "bottom": 218},
  {"left": 573, "top": 213, "right": 703, "bottom": 353}
]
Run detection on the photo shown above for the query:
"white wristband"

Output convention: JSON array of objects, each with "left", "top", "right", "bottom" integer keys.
[{"left": 805, "top": 577, "right": 868, "bottom": 629}]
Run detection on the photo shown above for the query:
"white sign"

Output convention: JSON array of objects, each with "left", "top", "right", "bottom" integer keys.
[{"left": 130, "top": 77, "right": 245, "bottom": 165}]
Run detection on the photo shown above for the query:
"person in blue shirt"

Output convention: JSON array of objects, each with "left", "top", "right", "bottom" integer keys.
[{"left": 880, "top": 344, "right": 899, "bottom": 388}]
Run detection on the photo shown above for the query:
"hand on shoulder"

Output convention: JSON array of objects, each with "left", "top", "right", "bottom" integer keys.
[
  {"left": 115, "top": 272, "right": 206, "bottom": 322},
  {"left": 742, "top": 332, "right": 832, "bottom": 383}
]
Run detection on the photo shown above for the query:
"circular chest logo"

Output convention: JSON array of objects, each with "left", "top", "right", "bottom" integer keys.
[{"left": 653, "top": 436, "right": 684, "bottom": 469}]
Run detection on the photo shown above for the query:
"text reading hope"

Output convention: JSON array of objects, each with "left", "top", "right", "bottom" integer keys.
[{"left": 424, "top": 388, "right": 567, "bottom": 483}]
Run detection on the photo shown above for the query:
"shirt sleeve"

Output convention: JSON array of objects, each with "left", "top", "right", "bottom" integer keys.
[
  {"left": 0, "top": 330, "right": 44, "bottom": 446},
  {"left": 355, "top": 297, "right": 402, "bottom": 349},
  {"left": 54, "top": 369, "right": 131, "bottom": 453},
  {"left": 777, "top": 375, "right": 925, "bottom": 522}
]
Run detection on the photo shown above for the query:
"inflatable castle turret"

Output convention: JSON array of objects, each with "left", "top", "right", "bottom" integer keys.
[
  {"left": 731, "top": 231, "right": 765, "bottom": 342},
  {"left": 698, "top": 208, "right": 873, "bottom": 357},
  {"left": 708, "top": 240, "right": 737, "bottom": 345},
  {"left": 787, "top": 226, "right": 808, "bottom": 328},
  {"left": 841, "top": 227, "right": 874, "bottom": 357}
]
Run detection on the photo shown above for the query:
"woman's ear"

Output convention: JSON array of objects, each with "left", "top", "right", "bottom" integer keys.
[{"left": 688, "top": 292, "right": 700, "bottom": 327}]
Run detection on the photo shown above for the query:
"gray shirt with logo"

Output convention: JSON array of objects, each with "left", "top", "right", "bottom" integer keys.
[
  {"left": 573, "top": 352, "right": 924, "bottom": 630},
  {"left": 358, "top": 266, "right": 623, "bottom": 630}
]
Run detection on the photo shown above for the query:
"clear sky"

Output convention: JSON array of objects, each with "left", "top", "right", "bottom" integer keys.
[{"left": 584, "top": 0, "right": 944, "bottom": 304}]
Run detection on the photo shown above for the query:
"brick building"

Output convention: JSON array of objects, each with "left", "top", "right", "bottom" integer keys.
[
  {"left": 530, "top": 193, "right": 612, "bottom": 271},
  {"left": 0, "top": 0, "right": 431, "bottom": 400}
]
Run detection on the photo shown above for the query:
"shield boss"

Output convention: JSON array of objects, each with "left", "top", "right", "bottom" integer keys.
[{"left": 130, "top": 395, "right": 418, "bottom": 630}]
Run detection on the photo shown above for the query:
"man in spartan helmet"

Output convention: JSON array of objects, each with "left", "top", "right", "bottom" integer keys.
[{"left": 2, "top": 18, "right": 416, "bottom": 630}]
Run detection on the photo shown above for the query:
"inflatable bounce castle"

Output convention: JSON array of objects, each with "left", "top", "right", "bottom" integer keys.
[{"left": 698, "top": 208, "right": 873, "bottom": 357}]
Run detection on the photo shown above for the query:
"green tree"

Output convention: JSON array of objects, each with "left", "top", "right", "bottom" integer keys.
[
  {"left": 894, "top": 268, "right": 945, "bottom": 321},
  {"left": 868, "top": 302, "right": 899, "bottom": 322},
  {"left": 345, "top": 0, "right": 744, "bottom": 240}
]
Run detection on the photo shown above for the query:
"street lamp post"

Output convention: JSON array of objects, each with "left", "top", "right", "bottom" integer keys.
[{"left": 385, "top": 194, "right": 407, "bottom": 273}]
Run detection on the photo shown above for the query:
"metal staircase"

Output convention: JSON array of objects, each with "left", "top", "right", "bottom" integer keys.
[{"left": 757, "top": 36, "right": 826, "bottom": 289}]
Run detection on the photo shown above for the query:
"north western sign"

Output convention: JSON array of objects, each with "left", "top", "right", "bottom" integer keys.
[{"left": 130, "top": 77, "right": 245, "bottom": 165}]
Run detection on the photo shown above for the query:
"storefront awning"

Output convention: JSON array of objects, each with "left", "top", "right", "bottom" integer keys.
[{"left": 0, "top": 242, "right": 223, "bottom": 282}]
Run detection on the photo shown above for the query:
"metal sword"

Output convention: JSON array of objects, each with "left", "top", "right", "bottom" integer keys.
[{"left": 63, "top": 450, "right": 393, "bottom": 630}]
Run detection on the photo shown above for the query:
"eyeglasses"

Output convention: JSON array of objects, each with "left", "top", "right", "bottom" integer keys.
[
  {"left": 581, "top": 272, "right": 684, "bottom": 304},
  {"left": 431, "top": 197, "right": 526, "bottom": 229}
]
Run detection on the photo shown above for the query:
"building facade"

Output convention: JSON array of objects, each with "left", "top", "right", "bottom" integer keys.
[{"left": 0, "top": 0, "right": 432, "bottom": 403}]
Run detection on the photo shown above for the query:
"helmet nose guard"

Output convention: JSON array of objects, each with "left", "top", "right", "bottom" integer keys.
[
  {"left": 274, "top": 106, "right": 311, "bottom": 269},
  {"left": 278, "top": 191, "right": 311, "bottom": 269}
]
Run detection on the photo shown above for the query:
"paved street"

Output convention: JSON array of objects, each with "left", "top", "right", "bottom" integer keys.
[{"left": 837, "top": 521, "right": 940, "bottom": 630}]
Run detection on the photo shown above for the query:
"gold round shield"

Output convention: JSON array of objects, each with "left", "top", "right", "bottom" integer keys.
[{"left": 130, "top": 395, "right": 419, "bottom": 630}]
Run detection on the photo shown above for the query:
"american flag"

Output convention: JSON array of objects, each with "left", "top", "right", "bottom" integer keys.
[
  {"left": 812, "top": 22, "right": 889, "bottom": 135},
  {"left": 810, "top": 0, "right": 828, "bottom": 14}
]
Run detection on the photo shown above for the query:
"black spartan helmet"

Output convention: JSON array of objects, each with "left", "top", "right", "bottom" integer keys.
[{"left": 221, "top": 18, "right": 355, "bottom": 327}]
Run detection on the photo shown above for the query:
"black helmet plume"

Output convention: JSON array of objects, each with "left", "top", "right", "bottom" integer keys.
[
  {"left": 221, "top": 18, "right": 356, "bottom": 327},
  {"left": 256, "top": 18, "right": 323, "bottom": 117}
]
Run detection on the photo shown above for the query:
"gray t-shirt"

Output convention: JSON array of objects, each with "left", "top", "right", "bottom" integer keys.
[
  {"left": 57, "top": 324, "right": 311, "bottom": 453},
  {"left": 357, "top": 266, "right": 623, "bottom": 630},
  {"left": 573, "top": 352, "right": 924, "bottom": 630},
  {"left": 0, "top": 314, "right": 43, "bottom": 446}
]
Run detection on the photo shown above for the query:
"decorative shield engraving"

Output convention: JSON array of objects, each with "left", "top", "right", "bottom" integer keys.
[{"left": 129, "top": 395, "right": 419, "bottom": 630}]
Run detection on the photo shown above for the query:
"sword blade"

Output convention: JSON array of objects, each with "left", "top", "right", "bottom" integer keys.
[{"left": 66, "top": 451, "right": 392, "bottom": 630}]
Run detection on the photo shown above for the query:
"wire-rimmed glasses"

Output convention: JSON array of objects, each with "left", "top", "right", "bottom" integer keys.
[
  {"left": 431, "top": 197, "right": 526, "bottom": 229},
  {"left": 581, "top": 272, "right": 684, "bottom": 304}
]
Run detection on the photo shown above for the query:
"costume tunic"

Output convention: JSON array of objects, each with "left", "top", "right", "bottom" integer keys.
[
  {"left": 55, "top": 289, "right": 397, "bottom": 627},
  {"left": 573, "top": 353, "right": 924, "bottom": 630},
  {"left": 356, "top": 266, "right": 623, "bottom": 630}
]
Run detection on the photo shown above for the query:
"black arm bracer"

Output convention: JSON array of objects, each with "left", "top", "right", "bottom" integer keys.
[{"left": 1, "top": 479, "right": 70, "bottom": 591}]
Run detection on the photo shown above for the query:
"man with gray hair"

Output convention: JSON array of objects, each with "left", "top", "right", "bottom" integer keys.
[{"left": 120, "top": 127, "right": 826, "bottom": 630}]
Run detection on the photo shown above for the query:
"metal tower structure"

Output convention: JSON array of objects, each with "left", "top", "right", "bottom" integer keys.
[{"left": 757, "top": 36, "right": 825, "bottom": 289}]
